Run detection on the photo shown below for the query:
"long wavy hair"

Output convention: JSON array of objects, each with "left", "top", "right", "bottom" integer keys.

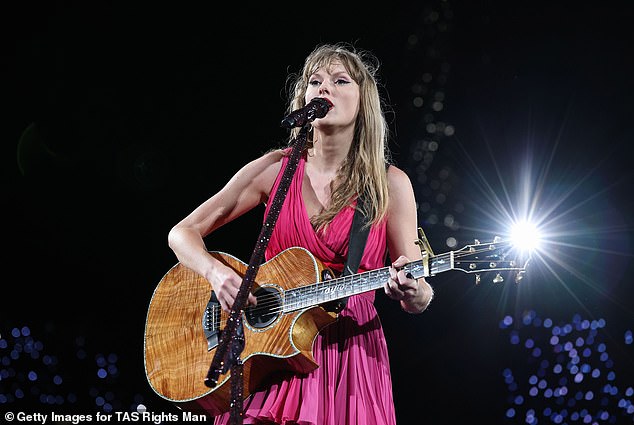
[{"left": 285, "top": 42, "right": 392, "bottom": 231}]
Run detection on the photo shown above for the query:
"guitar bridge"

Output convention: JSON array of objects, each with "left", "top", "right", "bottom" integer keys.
[{"left": 202, "top": 292, "right": 221, "bottom": 351}]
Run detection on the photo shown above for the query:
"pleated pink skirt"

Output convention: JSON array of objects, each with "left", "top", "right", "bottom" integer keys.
[{"left": 213, "top": 294, "right": 397, "bottom": 425}]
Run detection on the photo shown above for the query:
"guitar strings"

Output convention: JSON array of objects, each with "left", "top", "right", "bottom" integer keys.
[
  {"left": 211, "top": 267, "right": 392, "bottom": 327},
  {"left": 219, "top": 267, "right": 392, "bottom": 318},
  {"left": 239, "top": 245, "right": 507, "bottom": 312},
  {"left": 212, "top": 245, "right": 514, "bottom": 328}
]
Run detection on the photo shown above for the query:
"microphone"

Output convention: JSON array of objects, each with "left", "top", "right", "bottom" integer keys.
[{"left": 280, "top": 97, "right": 332, "bottom": 129}]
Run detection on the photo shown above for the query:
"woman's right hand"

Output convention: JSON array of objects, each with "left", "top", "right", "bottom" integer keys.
[{"left": 206, "top": 263, "right": 258, "bottom": 312}]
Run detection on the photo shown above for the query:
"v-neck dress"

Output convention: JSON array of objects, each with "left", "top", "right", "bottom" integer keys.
[{"left": 215, "top": 151, "right": 396, "bottom": 425}]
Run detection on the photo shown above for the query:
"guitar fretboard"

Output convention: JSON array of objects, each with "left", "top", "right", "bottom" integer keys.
[
  {"left": 282, "top": 256, "right": 452, "bottom": 312},
  {"left": 278, "top": 241, "right": 521, "bottom": 313}
]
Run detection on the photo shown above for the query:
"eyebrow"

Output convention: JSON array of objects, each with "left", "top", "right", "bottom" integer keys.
[{"left": 310, "top": 69, "right": 352, "bottom": 79}]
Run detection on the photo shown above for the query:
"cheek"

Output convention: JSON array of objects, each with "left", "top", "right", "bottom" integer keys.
[
  {"left": 305, "top": 86, "right": 320, "bottom": 99},
  {"left": 343, "top": 90, "right": 360, "bottom": 107},
  {"left": 344, "top": 94, "right": 361, "bottom": 115},
  {"left": 352, "top": 92, "right": 361, "bottom": 107}
]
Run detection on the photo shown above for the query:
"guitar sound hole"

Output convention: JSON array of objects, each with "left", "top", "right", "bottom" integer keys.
[{"left": 245, "top": 287, "right": 281, "bottom": 329}]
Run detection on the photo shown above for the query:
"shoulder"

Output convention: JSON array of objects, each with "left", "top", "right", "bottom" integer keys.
[
  {"left": 386, "top": 164, "right": 414, "bottom": 191},
  {"left": 239, "top": 149, "right": 285, "bottom": 175},
  {"left": 239, "top": 149, "right": 287, "bottom": 193},
  {"left": 386, "top": 164, "right": 416, "bottom": 209}
]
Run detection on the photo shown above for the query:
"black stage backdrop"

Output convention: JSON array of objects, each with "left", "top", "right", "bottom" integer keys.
[{"left": 3, "top": 1, "right": 633, "bottom": 424}]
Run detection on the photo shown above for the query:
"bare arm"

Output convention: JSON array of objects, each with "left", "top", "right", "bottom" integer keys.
[
  {"left": 384, "top": 165, "right": 434, "bottom": 314},
  {"left": 167, "top": 150, "right": 285, "bottom": 311}
]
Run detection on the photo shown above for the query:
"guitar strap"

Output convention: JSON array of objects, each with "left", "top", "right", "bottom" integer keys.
[
  {"left": 325, "top": 163, "right": 389, "bottom": 313},
  {"left": 324, "top": 193, "right": 370, "bottom": 313}
]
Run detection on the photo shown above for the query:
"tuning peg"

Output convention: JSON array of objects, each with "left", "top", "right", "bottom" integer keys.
[
  {"left": 475, "top": 274, "right": 481, "bottom": 285},
  {"left": 474, "top": 239, "right": 480, "bottom": 245},
  {"left": 492, "top": 273, "right": 504, "bottom": 284},
  {"left": 514, "top": 270, "right": 525, "bottom": 284},
  {"left": 493, "top": 236, "right": 502, "bottom": 243}
]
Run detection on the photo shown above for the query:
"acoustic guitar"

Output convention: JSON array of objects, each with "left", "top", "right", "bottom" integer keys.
[{"left": 144, "top": 237, "right": 528, "bottom": 416}]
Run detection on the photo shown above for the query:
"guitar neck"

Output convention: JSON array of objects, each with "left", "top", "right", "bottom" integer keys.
[{"left": 283, "top": 252, "right": 454, "bottom": 312}]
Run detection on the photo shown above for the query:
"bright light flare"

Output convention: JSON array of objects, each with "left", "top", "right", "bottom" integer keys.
[
  {"left": 444, "top": 100, "right": 631, "bottom": 321},
  {"left": 509, "top": 220, "right": 542, "bottom": 252}
]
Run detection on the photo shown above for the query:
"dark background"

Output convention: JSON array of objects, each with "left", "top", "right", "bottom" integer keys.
[{"left": 3, "top": 1, "right": 634, "bottom": 424}]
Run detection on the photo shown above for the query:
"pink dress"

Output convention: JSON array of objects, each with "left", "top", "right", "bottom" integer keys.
[{"left": 215, "top": 152, "right": 396, "bottom": 425}]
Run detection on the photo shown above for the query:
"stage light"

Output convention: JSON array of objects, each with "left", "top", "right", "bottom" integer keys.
[{"left": 509, "top": 220, "right": 541, "bottom": 252}]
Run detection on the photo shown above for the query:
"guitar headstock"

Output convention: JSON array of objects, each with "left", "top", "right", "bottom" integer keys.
[{"left": 450, "top": 237, "right": 530, "bottom": 284}]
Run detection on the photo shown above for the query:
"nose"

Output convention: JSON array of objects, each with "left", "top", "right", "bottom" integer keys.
[{"left": 318, "top": 81, "right": 331, "bottom": 95}]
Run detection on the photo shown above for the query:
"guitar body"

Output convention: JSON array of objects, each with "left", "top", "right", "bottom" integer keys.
[
  {"left": 144, "top": 236, "right": 527, "bottom": 416},
  {"left": 143, "top": 247, "right": 337, "bottom": 417}
]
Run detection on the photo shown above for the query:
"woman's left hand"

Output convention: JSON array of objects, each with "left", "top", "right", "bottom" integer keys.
[
  {"left": 384, "top": 255, "right": 420, "bottom": 302},
  {"left": 385, "top": 255, "right": 433, "bottom": 314}
]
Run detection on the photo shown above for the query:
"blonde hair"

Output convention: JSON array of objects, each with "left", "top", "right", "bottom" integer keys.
[{"left": 285, "top": 42, "right": 392, "bottom": 230}]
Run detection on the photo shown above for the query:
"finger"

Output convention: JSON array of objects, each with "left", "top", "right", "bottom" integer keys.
[
  {"left": 385, "top": 279, "right": 404, "bottom": 298},
  {"left": 395, "top": 270, "right": 416, "bottom": 289},
  {"left": 219, "top": 284, "right": 240, "bottom": 312},
  {"left": 383, "top": 280, "right": 392, "bottom": 296},
  {"left": 248, "top": 293, "right": 258, "bottom": 306},
  {"left": 391, "top": 255, "right": 409, "bottom": 268},
  {"left": 219, "top": 295, "right": 233, "bottom": 312},
  {"left": 388, "top": 266, "right": 398, "bottom": 280}
]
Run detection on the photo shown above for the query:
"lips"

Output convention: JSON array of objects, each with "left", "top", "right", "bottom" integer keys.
[{"left": 320, "top": 97, "right": 333, "bottom": 109}]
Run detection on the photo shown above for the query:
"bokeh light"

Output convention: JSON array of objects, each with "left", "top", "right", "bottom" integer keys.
[
  {"left": 0, "top": 325, "right": 154, "bottom": 415},
  {"left": 499, "top": 312, "right": 634, "bottom": 423}
]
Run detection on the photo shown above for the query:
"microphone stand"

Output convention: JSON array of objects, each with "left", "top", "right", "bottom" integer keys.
[{"left": 204, "top": 125, "right": 310, "bottom": 425}]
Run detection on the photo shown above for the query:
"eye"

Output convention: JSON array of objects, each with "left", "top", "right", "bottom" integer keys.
[
  {"left": 335, "top": 78, "right": 351, "bottom": 85},
  {"left": 308, "top": 80, "right": 321, "bottom": 86}
]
